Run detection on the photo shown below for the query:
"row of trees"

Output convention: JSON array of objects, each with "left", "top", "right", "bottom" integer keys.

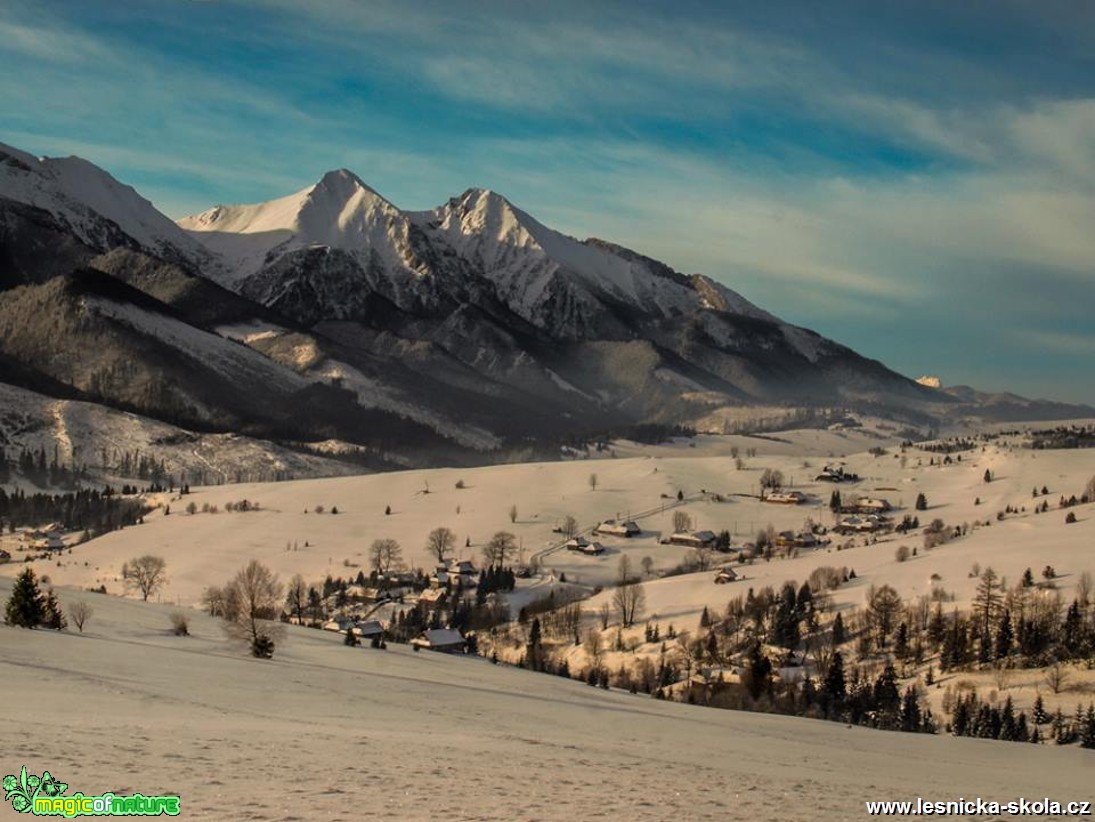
[{"left": 0, "top": 487, "right": 149, "bottom": 536}]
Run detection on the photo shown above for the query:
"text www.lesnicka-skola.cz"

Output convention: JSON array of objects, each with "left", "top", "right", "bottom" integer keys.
[{"left": 865, "top": 798, "right": 1092, "bottom": 816}]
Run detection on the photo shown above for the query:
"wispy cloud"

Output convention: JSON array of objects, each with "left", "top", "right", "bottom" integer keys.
[{"left": 2, "top": 0, "right": 1094, "bottom": 401}]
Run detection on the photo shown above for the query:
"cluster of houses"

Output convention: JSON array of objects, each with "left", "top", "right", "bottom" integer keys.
[
  {"left": 23, "top": 524, "right": 66, "bottom": 551},
  {"left": 833, "top": 497, "right": 894, "bottom": 534},
  {"left": 834, "top": 514, "right": 893, "bottom": 534}
]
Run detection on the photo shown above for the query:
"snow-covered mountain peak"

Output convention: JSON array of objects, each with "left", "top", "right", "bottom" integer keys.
[{"left": 0, "top": 143, "right": 210, "bottom": 266}]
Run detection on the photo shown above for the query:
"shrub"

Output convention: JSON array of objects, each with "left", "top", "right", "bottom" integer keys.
[
  {"left": 895, "top": 545, "right": 911, "bottom": 563},
  {"left": 169, "top": 611, "right": 190, "bottom": 636}
]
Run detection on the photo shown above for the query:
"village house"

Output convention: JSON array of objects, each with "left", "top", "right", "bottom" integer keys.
[
  {"left": 687, "top": 665, "right": 740, "bottom": 701},
  {"left": 713, "top": 567, "right": 738, "bottom": 584},
  {"left": 593, "top": 519, "right": 641, "bottom": 537},
  {"left": 24, "top": 525, "right": 65, "bottom": 551},
  {"left": 667, "top": 530, "right": 717, "bottom": 548},
  {"left": 765, "top": 490, "right": 807, "bottom": 505},
  {"left": 417, "top": 587, "right": 447, "bottom": 608},
  {"left": 564, "top": 535, "right": 591, "bottom": 551},
  {"left": 431, "top": 559, "right": 478, "bottom": 590},
  {"left": 815, "top": 465, "right": 859, "bottom": 483},
  {"left": 856, "top": 497, "right": 892, "bottom": 513},
  {"left": 351, "top": 620, "right": 385, "bottom": 641},
  {"left": 411, "top": 628, "right": 467, "bottom": 653},
  {"left": 776, "top": 530, "right": 823, "bottom": 550},
  {"left": 835, "top": 514, "right": 891, "bottom": 534}
]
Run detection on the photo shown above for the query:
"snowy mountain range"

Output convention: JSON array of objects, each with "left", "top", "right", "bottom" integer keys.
[{"left": 1, "top": 141, "right": 1090, "bottom": 483}]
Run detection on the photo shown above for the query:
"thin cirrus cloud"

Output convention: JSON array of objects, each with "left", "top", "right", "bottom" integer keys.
[{"left": 0, "top": 0, "right": 1093, "bottom": 403}]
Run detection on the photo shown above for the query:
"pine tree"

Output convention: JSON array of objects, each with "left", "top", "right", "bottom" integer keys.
[
  {"left": 895, "top": 622, "right": 910, "bottom": 662},
  {"left": 900, "top": 687, "right": 922, "bottom": 732},
  {"left": 1000, "top": 696, "right": 1018, "bottom": 741},
  {"left": 1033, "top": 693, "right": 1048, "bottom": 725},
  {"left": 831, "top": 612, "right": 846, "bottom": 645},
  {"left": 994, "top": 610, "right": 1013, "bottom": 661},
  {"left": 699, "top": 606, "right": 711, "bottom": 629},
  {"left": 42, "top": 590, "right": 66, "bottom": 630},
  {"left": 4, "top": 567, "right": 45, "bottom": 628},
  {"left": 1082, "top": 705, "right": 1095, "bottom": 750},
  {"left": 823, "top": 650, "right": 846, "bottom": 705}
]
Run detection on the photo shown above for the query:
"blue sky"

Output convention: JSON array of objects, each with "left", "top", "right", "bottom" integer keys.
[{"left": 2, "top": 0, "right": 1094, "bottom": 403}]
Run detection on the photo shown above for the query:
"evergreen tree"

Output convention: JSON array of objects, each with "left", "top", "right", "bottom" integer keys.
[
  {"left": 4, "top": 567, "right": 45, "bottom": 628},
  {"left": 1033, "top": 693, "right": 1048, "bottom": 725},
  {"left": 699, "top": 605, "right": 711, "bottom": 629},
  {"left": 994, "top": 610, "right": 1013, "bottom": 661},
  {"left": 744, "top": 640, "right": 772, "bottom": 700},
  {"left": 822, "top": 650, "right": 846, "bottom": 706},
  {"left": 900, "top": 687, "right": 922, "bottom": 732},
  {"left": 1082, "top": 705, "right": 1095, "bottom": 750},
  {"left": 42, "top": 590, "right": 66, "bottom": 630},
  {"left": 831, "top": 612, "right": 846, "bottom": 645},
  {"left": 1000, "top": 696, "right": 1018, "bottom": 741},
  {"left": 894, "top": 622, "right": 910, "bottom": 662},
  {"left": 873, "top": 664, "right": 901, "bottom": 727}
]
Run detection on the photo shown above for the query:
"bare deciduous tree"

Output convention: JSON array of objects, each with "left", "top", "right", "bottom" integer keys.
[
  {"left": 223, "top": 560, "right": 285, "bottom": 658},
  {"left": 425, "top": 527, "right": 456, "bottom": 563},
  {"left": 370, "top": 538, "right": 403, "bottom": 574},
  {"left": 641, "top": 556, "right": 654, "bottom": 577},
  {"left": 285, "top": 574, "right": 307, "bottom": 625},
  {"left": 201, "top": 586, "right": 226, "bottom": 617},
  {"left": 482, "top": 531, "right": 518, "bottom": 566},
  {"left": 122, "top": 555, "right": 168, "bottom": 601},
  {"left": 583, "top": 627, "right": 603, "bottom": 671},
  {"left": 508, "top": 504, "right": 518, "bottom": 524},
  {"left": 672, "top": 510, "right": 692, "bottom": 533},
  {"left": 589, "top": 472, "right": 598, "bottom": 491},
  {"left": 760, "top": 468, "right": 784, "bottom": 489},
  {"left": 69, "top": 601, "right": 92, "bottom": 633},
  {"left": 617, "top": 555, "right": 633, "bottom": 585},
  {"left": 1045, "top": 662, "right": 1069, "bottom": 694},
  {"left": 866, "top": 584, "right": 903, "bottom": 649},
  {"left": 613, "top": 581, "right": 646, "bottom": 627},
  {"left": 561, "top": 515, "right": 578, "bottom": 539},
  {"left": 688, "top": 548, "right": 713, "bottom": 572}
]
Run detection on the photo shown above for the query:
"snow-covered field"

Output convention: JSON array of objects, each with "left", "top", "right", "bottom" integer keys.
[
  {"left": 7, "top": 423, "right": 1092, "bottom": 615},
  {"left": 2, "top": 580, "right": 1089, "bottom": 821},
  {"left": 3, "top": 423, "right": 1094, "bottom": 818}
]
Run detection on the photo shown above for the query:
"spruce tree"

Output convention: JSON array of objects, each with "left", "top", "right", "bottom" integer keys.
[
  {"left": 4, "top": 567, "right": 44, "bottom": 628},
  {"left": 1082, "top": 705, "right": 1095, "bottom": 750},
  {"left": 42, "top": 590, "right": 66, "bottom": 630},
  {"left": 823, "top": 651, "right": 846, "bottom": 705},
  {"left": 831, "top": 612, "right": 846, "bottom": 645},
  {"left": 1033, "top": 693, "right": 1048, "bottom": 725}
]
